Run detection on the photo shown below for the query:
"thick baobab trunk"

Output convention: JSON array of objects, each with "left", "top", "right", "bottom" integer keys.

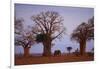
[
  {"left": 80, "top": 41, "right": 86, "bottom": 55},
  {"left": 24, "top": 47, "right": 30, "bottom": 57},
  {"left": 42, "top": 40, "right": 52, "bottom": 56}
]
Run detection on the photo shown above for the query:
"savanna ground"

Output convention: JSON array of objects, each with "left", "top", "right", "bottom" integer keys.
[{"left": 15, "top": 53, "right": 94, "bottom": 65}]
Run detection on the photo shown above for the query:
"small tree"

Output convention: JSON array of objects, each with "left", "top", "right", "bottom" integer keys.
[
  {"left": 15, "top": 18, "right": 35, "bottom": 57},
  {"left": 66, "top": 47, "right": 72, "bottom": 54},
  {"left": 91, "top": 48, "right": 94, "bottom": 53}
]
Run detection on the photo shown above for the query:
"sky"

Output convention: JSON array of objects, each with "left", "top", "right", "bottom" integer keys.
[{"left": 15, "top": 4, "right": 94, "bottom": 54}]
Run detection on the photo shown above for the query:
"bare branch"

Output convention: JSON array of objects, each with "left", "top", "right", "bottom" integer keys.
[{"left": 52, "top": 29, "right": 64, "bottom": 40}]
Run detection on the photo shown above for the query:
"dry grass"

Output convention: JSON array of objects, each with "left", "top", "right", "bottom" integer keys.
[{"left": 15, "top": 53, "right": 94, "bottom": 65}]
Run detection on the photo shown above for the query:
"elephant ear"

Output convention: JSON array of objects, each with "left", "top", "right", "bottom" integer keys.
[{"left": 36, "top": 34, "right": 46, "bottom": 42}]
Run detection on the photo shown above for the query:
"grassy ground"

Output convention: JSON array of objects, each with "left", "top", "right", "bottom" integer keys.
[{"left": 15, "top": 53, "right": 94, "bottom": 65}]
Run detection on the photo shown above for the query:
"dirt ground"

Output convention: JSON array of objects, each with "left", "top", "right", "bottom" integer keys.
[{"left": 15, "top": 53, "right": 94, "bottom": 65}]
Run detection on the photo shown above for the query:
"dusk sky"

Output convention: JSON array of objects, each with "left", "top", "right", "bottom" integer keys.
[{"left": 15, "top": 4, "right": 94, "bottom": 54}]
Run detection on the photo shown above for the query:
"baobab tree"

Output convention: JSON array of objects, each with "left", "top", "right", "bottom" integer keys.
[
  {"left": 31, "top": 11, "right": 66, "bottom": 56},
  {"left": 15, "top": 18, "right": 35, "bottom": 57},
  {"left": 66, "top": 47, "right": 72, "bottom": 54},
  {"left": 71, "top": 17, "right": 94, "bottom": 55}
]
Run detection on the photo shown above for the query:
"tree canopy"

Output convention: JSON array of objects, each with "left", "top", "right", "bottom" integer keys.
[
  {"left": 71, "top": 17, "right": 94, "bottom": 43},
  {"left": 31, "top": 11, "right": 66, "bottom": 41}
]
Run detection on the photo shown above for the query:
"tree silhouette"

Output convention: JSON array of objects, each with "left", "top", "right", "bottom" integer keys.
[
  {"left": 71, "top": 17, "right": 94, "bottom": 55},
  {"left": 91, "top": 48, "right": 94, "bottom": 53},
  {"left": 66, "top": 47, "right": 72, "bottom": 54},
  {"left": 15, "top": 18, "right": 35, "bottom": 57},
  {"left": 31, "top": 11, "right": 66, "bottom": 56}
]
